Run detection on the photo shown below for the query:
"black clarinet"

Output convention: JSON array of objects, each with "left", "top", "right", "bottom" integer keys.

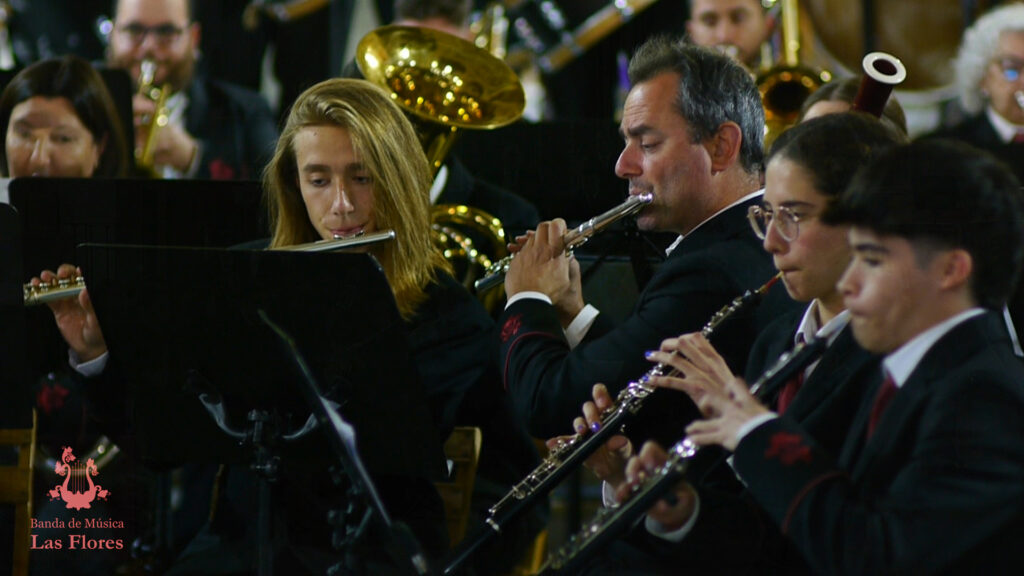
[
  {"left": 442, "top": 273, "right": 782, "bottom": 575},
  {"left": 538, "top": 319, "right": 845, "bottom": 573}
]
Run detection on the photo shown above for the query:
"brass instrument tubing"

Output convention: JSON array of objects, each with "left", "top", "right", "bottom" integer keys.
[{"left": 473, "top": 193, "right": 654, "bottom": 293}]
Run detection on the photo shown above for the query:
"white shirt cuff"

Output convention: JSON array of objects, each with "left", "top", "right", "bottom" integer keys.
[
  {"left": 565, "top": 304, "right": 600, "bottom": 349},
  {"left": 505, "top": 291, "right": 552, "bottom": 308},
  {"left": 645, "top": 490, "right": 701, "bottom": 543},
  {"left": 69, "top": 350, "right": 109, "bottom": 377},
  {"left": 735, "top": 413, "right": 778, "bottom": 447}
]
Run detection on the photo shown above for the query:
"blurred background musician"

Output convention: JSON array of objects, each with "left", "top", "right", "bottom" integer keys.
[
  {"left": 685, "top": 0, "right": 773, "bottom": 71},
  {"left": 105, "top": 0, "right": 278, "bottom": 179},
  {"left": 571, "top": 112, "right": 903, "bottom": 574},
  {"left": 499, "top": 36, "right": 799, "bottom": 445},
  {"left": 920, "top": 3, "right": 1024, "bottom": 184},
  {"left": 0, "top": 55, "right": 129, "bottom": 178}
]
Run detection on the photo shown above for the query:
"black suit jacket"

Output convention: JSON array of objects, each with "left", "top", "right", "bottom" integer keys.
[
  {"left": 734, "top": 312, "right": 1024, "bottom": 575},
  {"left": 498, "top": 195, "right": 800, "bottom": 441},
  {"left": 601, "top": 308, "right": 880, "bottom": 575},
  {"left": 747, "top": 310, "right": 881, "bottom": 459},
  {"left": 921, "top": 114, "right": 1024, "bottom": 184},
  {"left": 185, "top": 74, "right": 279, "bottom": 181}
]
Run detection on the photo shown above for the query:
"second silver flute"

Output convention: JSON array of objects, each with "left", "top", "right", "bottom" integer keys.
[{"left": 473, "top": 192, "right": 654, "bottom": 292}]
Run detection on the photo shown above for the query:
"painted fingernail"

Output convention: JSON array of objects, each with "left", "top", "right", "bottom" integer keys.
[
  {"left": 639, "top": 373, "right": 650, "bottom": 383},
  {"left": 644, "top": 350, "right": 657, "bottom": 358},
  {"left": 590, "top": 421, "right": 601, "bottom": 433},
  {"left": 575, "top": 423, "right": 586, "bottom": 434}
]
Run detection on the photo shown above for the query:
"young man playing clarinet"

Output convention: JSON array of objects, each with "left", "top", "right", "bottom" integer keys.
[{"left": 633, "top": 139, "right": 1024, "bottom": 574}]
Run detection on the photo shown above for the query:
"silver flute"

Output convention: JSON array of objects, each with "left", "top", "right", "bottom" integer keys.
[
  {"left": 23, "top": 230, "right": 396, "bottom": 306},
  {"left": 542, "top": 317, "right": 846, "bottom": 572},
  {"left": 473, "top": 193, "right": 654, "bottom": 292},
  {"left": 442, "top": 272, "right": 782, "bottom": 575}
]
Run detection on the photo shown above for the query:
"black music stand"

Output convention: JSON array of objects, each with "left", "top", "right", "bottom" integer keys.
[
  {"left": 75, "top": 244, "right": 446, "bottom": 575},
  {"left": 0, "top": 203, "right": 30, "bottom": 429},
  {"left": 9, "top": 176, "right": 266, "bottom": 379}
]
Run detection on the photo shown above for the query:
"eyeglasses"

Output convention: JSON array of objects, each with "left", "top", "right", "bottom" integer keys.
[
  {"left": 993, "top": 57, "right": 1024, "bottom": 82},
  {"left": 115, "top": 23, "right": 185, "bottom": 46},
  {"left": 747, "top": 204, "right": 805, "bottom": 242}
]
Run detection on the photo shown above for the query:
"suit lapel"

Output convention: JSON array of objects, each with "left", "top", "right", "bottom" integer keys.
[
  {"left": 847, "top": 313, "right": 1006, "bottom": 479},
  {"left": 785, "top": 326, "right": 864, "bottom": 421}
]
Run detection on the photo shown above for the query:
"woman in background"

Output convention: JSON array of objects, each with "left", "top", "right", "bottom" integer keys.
[{"left": 0, "top": 54, "right": 129, "bottom": 178}]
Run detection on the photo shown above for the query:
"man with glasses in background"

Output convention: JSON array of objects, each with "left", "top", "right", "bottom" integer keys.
[{"left": 107, "top": 0, "right": 278, "bottom": 179}]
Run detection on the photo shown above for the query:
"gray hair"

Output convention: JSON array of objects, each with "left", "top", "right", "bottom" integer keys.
[
  {"left": 954, "top": 3, "right": 1024, "bottom": 114},
  {"left": 628, "top": 36, "right": 765, "bottom": 174}
]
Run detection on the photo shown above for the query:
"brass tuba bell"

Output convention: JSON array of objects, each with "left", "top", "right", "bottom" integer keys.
[{"left": 355, "top": 25, "right": 526, "bottom": 176}]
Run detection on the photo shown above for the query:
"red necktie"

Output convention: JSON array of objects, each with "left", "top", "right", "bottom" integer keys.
[
  {"left": 776, "top": 335, "right": 806, "bottom": 415},
  {"left": 866, "top": 372, "right": 898, "bottom": 439}
]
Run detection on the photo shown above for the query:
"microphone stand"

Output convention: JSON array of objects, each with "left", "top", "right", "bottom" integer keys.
[{"left": 258, "top": 310, "right": 432, "bottom": 576}]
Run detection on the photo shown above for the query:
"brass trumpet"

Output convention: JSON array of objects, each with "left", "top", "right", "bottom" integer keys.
[
  {"left": 135, "top": 59, "right": 171, "bottom": 176},
  {"left": 473, "top": 193, "right": 654, "bottom": 293},
  {"left": 23, "top": 230, "right": 396, "bottom": 306}
]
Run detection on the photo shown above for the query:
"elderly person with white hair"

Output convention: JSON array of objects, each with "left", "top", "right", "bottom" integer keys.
[{"left": 921, "top": 2, "right": 1024, "bottom": 182}]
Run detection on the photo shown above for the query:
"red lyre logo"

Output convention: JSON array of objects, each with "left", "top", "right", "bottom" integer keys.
[{"left": 47, "top": 447, "right": 111, "bottom": 510}]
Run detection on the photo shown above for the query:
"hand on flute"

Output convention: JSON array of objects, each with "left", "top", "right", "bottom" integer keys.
[
  {"left": 505, "top": 218, "right": 584, "bottom": 327},
  {"left": 30, "top": 264, "right": 107, "bottom": 362},
  {"left": 617, "top": 441, "right": 699, "bottom": 532}
]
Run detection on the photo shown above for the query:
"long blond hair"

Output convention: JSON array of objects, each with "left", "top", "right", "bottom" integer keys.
[{"left": 264, "top": 78, "right": 450, "bottom": 319}]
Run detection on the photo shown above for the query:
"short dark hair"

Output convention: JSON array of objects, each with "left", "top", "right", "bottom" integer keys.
[
  {"left": 627, "top": 36, "right": 764, "bottom": 174},
  {"left": 767, "top": 112, "right": 906, "bottom": 200},
  {"left": 798, "top": 77, "right": 908, "bottom": 136},
  {"left": 824, "top": 139, "right": 1024, "bottom": 309},
  {"left": 0, "top": 55, "right": 129, "bottom": 177},
  {"left": 393, "top": 0, "right": 471, "bottom": 27}
]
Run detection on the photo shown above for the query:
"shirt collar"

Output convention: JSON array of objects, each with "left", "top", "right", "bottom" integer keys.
[
  {"left": 985, "top": 106, "right": 1024, "bottom": 143},
  {"left": 883, "top": 308, "right": 985, "bottom": 388},
  {"left": 665, "top": 188, "right": 763, "bottom": 256},
  {"left": 795, "top": 301, "right": 850, "bottom": 346}
]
